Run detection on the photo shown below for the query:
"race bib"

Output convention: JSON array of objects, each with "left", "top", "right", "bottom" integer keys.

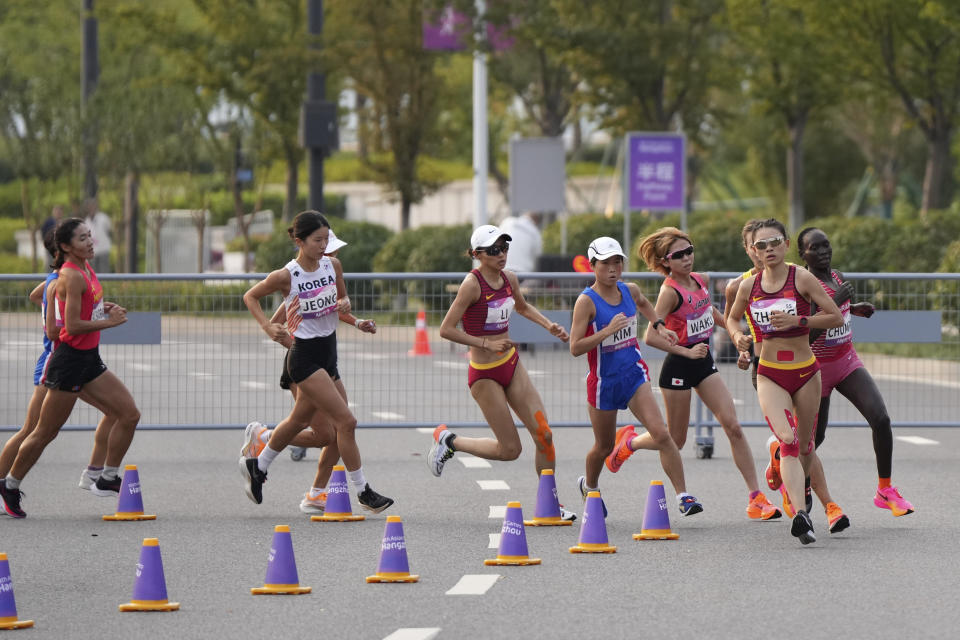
[
  {"left": 685, "top": 307, "right": 714, "bottom": 343},
  {"left": 824, "top": 310, "right": 852, "bottom": 346},
  {"left": 91, "top": 300, "right": 105, "bottom": 322},
  {"left": 298, "top": 284, "right": 338, "bottom": 319},
  {"left": 484, "top": 296, "right": 514, "bottom": 332},
  {"left": 601, "top": 315, "right": 638, "bottom": 353},
  {"left": 749, "top": 298, "right": 797, "bottom": 333}
]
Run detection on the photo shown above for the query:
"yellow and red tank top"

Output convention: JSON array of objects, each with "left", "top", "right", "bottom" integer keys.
[
  {"left": 462, "top": 269, "right": 515, "bottom": 336},
  {"left": 56, "top": 260, "right": 104, "bottom": 350},
  {"left": 663, "top": 272, "right": 714, "bottom": 346},
  {"left": 811, "top": 269, "right": 853, "bottom": 361},
  {"left": 747, "top": 265, "right": 811, "bottom": 339}
]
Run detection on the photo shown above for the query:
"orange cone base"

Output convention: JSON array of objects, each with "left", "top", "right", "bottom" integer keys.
[
  {"left": 0, "top": 617, "right": 34, "bottom": 629},
  {"left": 103, "top": 512, "right": 157, "bottom": 521},
  {"left": 251, "top": 584, "right": 312, "bottom": 595},
  {"left": 484, "top": 555, "right": 541, "bottom": 566},
  {"left": 523, "top": 517, "right": 573, "bottom": 527},
  {"left": 310, "top": 512, "right": 364, "bottom": 522},
  {"left": 119, "top": 600, "right": 180, "bottom": 611},
  {"left": 633, "top": 529, "right": 679, "bottom": 541},
  {"left": 366, "top": 572, "right": 420, "bottom": 583},
  {"left": 569, "top": 543, "right": 617, "bottom": 554}
]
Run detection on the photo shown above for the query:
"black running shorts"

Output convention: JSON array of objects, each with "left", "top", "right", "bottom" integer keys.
[
  {"left": 286, "top": 334, "right": 339, "bottom": 385},
  {"left": 43, "top": 343, "right": 108, "bottom": 392},
  {"left": 658, "top": 342, "right": 718, "bottom": 391}
]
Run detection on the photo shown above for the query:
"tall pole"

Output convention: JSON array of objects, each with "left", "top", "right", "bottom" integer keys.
[
  {"left": 472, "top": 0, "right": 488, "bottom": 229},
  {"left": 306, "top": 0, "right": 325, "bottom": 212},
  {"left": 82, "top": 0, "right": 99, "bottom": 198}
]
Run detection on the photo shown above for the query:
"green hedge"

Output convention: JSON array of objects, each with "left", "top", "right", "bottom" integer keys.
[{"left": 255, "top": 218, "right": 394, "bottom": 274}]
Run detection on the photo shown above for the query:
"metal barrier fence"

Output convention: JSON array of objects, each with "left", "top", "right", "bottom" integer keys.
[{"left": 1, "top": 271, "right": 958, "bottom": 432}]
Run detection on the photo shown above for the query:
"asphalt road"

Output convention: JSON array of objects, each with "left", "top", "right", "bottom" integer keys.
[{"left": 1, "top": 425, "right": 955, "bottom": 639}]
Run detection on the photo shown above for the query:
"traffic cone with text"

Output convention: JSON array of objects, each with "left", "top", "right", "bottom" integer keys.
[
  {"left": 103, "top": 465, "right": 156, "bottom": 521},
  {"left": 366, "top": 516, "right": 419, "bottom": 583},
  {"left": 408, "top": 309, "right": 432, "bottom": 356},
  {"left": 485, "top": 502, "right": 541, "bottom": 566},
  {"left": 251, "top": 526, "right": 312, "bottom": 595},
  {"left": 311, "top": 465, "right": 365, "bottom": 522},
  {"left": 633, "top": 480, "right": 679, "bottom": 540},
  {"left": 524, "top": 470, "right": 573, "bottom": 526},
  {"left": 569, "top": 491, "right": 617, "bottom": 553},
  {"left": 119, "top": 538, "right": 180, "bottom": 611},
  {"left": 0, "top": 553, "right": 33, "bottom": 629}
]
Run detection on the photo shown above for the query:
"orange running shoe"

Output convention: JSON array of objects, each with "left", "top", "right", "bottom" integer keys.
[
  {"left": 826, "top": 501, "right": 850, "bottom": 533},
  {"left": 779, "top": 485, "right": 796, "bottom": 519},
  {"left": 746, "top": 493, "right": 782, "bottom": 520},
  {"left": 764, "top": 435, "right": 782, "bottom": 490},
  {"left": 605, "top": 425, "right": 638, "bottom": 473}
]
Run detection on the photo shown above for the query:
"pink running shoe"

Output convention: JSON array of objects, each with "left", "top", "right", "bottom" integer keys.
[
  {"left": 874, "top": 486, "right": 914, "bottom": 517},
  {"left": 605, "top": 425, "right": 637, "bottom": 473}
]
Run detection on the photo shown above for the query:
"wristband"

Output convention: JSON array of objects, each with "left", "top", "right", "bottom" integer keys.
[
  {"left": 355, "top": 318, "right": 362, "bottom": 328},
  {"left": 652, "top": 318, "right": 665, "bottom": 330}
]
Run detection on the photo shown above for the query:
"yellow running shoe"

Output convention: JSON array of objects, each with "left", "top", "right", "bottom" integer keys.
[
  {"left": 826, "top": 501, "right": 850, "bottom": 533},
  {"left": 746, "top": 493, "right": 782, "bottom": 520}
]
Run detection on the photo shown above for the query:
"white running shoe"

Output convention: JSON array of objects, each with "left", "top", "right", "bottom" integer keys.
[
  {"left": 241, "top": 421, "right": 269, "bottom": 458},
  {"left": 428, "top": 425, "right": 455, "bottom": 477},
  {"left": 299, "top": 492, "right": 327, "bottom": 514},
  {"left": 78, "top": 469, "right": 100, "bottom": 490}
]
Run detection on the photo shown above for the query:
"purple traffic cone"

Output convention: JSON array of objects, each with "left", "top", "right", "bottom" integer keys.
[
  {"left": 119, "top": 538, "right": 180, "bottom": 611},
  {"left": 569, "top": 491, "right": 617, "bottom": 553},
  {"left": 366, "top": 516, "right": 419, "bottom": 583},
  {"left": 485, "top": 501, "right": 541, "bottom": 566},
  {"left": 524, "top": 470, "right": 573, "bottom": 527},
  {"left": 311, "top": 465, "right": 364, "bottom": 522},
  {"left": 251, "top": 525, "right": 312, "bottom": 595},
  {"left": 0, "top": 553, "right": 34, "bottom": 629},
  {"left": 103, "top": 465, "right": 156, "bottom": 521},
  {"left": 633, "top": 480, "right": 679, "bottom": 540}
]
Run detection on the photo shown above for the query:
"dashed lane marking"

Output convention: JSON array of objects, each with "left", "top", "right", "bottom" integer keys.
[
  {"left": 446, "top": 574, "right": 500, "bottom": 595},
  {"left": 459, "top": 456, "right": 492, "bottom": 469},
  {"left": 241, "top": 381, "right": 269, "bottom": 390},
  {"left": 372, "top": 411, "right": 406, "bottom": 420},
  {"left": 897, "top": 435, "right": 939, "bottom": 446},
  {"left": 488, "top": 505, "right": 506, "bottom": 519},
  {"left": 477, "top": 480, "right": 509, "bottom": 490},
  {"left": 382, "top": 629, "right": 441, "bottom": 640},
  {"left": 488, "top": 533, "right": 501, "bottom": 549}
]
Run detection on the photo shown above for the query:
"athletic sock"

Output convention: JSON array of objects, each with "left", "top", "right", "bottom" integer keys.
[
  {"left": 348, "top": 468, "right": 367, "bottom": 494},
  {"left": 257, "top": 446, "right": 281, "bottom": 473},
  {"left": 749, "top": 490, "right": 761, "bottom": 500},
  {"left": 676, "top": 492, "right": 691, "bottom": 503},
  {"left": 878, "top": 477, "right": 892, "bottom": 490},
  {"left": 259, "top": 430, "right": 272, "bottom": 444},
  {"left": 101, "top": 466, "right": 119, "bottom": 481},
  {"left": 4, "top": 475, "right": 20, "bottom": 490}
]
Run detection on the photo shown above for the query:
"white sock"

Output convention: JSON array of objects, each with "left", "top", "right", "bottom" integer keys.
[
  {"left": 102, "top": 466, "right": 119, "bottom": 481},
  {"left": 259, "top": 430, "right": 272, "bottom": 444},
  {"left": 257, "top": 446, "right": 281, "bottom": 473},
  {"left": 5, "top": 475, "right": 20, "bottom": 490},
  {"left": 308, "top": 487, "right": 324, "bottom": 499},
  {"left": 348, "top": 468, "right": 367, "bottom": 494},
  {"left": 677, "top": 492, "right": 690, "bottom": 502}
]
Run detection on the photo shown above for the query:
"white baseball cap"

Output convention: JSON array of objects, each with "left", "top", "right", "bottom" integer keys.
[
  {"left": 587, "top": 237, "right": 626, "bottom": 261},
  {"left": 325, "top": 229, "right": 347, "bottom": 254},
  {"left": 470, "top": 224, "right": 512, "bottom": 250}
]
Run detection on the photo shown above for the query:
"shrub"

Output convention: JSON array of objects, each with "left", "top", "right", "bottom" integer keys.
[
  {"left": 255, "top": 218, "right": 393, "bottom": 274},
  {"left": 543, "top": 212, "right": 624, "bottom": 256}
]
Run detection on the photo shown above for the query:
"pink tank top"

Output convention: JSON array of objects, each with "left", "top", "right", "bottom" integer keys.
[
  {"left": 811, "top": 270, "right": 853, "bottom": 361},
  {"left": 56, "top": 260, "right": 104, "bottom": 350},
  {"left": 663, "top": 272, "right": 714, "bottom": 346}
]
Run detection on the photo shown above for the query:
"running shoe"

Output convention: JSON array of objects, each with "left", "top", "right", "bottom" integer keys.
[
  {"left": 240, "top": 421, "right": 269, "bottom": 459},
  {"left": 678, "top": 495, "right": 703, "bottom": 517},
  {"left": 746, "top": 493, "right": 782, "bottom": 520},
  {"left": 78, "top": 468, "right": 100, "bottom": 490},
  {"left": 576, "top": 475, "right": 607, "bottom": 518},
  {"left": 779, "top": 485, "right": 796, "bottom": 519},
  {"left": 764, "top": 435, "right": 781, "bottom": 490},
  {"left": 299, "top": 491, "right": 327, "bottom": 514},
  {"left": 289, "top": 446, "right": 307, "bottom": 461},
  {"left": 91, "top": 474, "right": 122, "bottom": 497},
  {"left": 428, "top": 424, "right": 455, "bottom": 477},
  {"left": 825, "top": 502, "right": 850, "bottom": 533},
  {"left": 558, "top": 505, "right": 577, "bottom": 522},
  {"left": 874, "top": 486, "right": 914, "bottom": 517},
  {"left": 357, "top": 484, "right": 394, "bottom": 514},
  {"left": 239, "top": 457, "right": 267, "bottom": 504},
  {"left": 605, "top": 424, "right": 637, "bottom": 473},
  {"left": 0, "top": 480, "right": 25, "bottom": 518},
  {"left": 791, "top": 510, "right": 816, "bottom": 545}
]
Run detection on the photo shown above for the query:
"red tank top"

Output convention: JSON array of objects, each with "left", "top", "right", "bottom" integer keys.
[
  {"left": 811, "top": 270, "right": 853, "bottom": 361},
  {"left": 663, "top": 273, "right": 714, "bottom": 346},
  {"left": 461, "top": 269, "right": 515, "bottom": 337},
  {"left": 747, "top": 265, "right": 810, "bottom": 339},
  {"left": 56, "top": 260, "right": 104, "bottom": 350}
]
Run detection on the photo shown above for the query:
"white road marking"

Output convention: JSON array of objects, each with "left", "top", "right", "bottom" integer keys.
[
  {"left": 416, "top": 427, "right": 434, "bottom": 434},
  {"left": 129, "top": 363, "right": 155, "bottom": 372},
  {"left": 874, "top": 374, "right": 960, "bottom": 390},
  {"left": 526, "top": 370, "right": 545, "bottom": 376},
  {"left": 459, "top": 456, "right": 492, "bottom": 469},
  {"left": 241, "top": 381, "right": 269, "bottom": 390},
  {"left": 372, "top": 411, "right": 406, "bottom": 420},
  {"left": 189, "top": 372, "right": 215, "bottom": 379},
  {"left": 477, "top": 480, "right": 510, "bottom": 490},
  {"left": 356, "top": 353, "right": 389, "bottom": 360},
  {"left": 488, "top": 505, "right": 506, "bottom": 519},
  {"left": 446, "top": 574, "right": 500, "bottom": 595},
  {"left": 488, "top": 533, "right": 501, "bottom": 549},
  {"left": 434, "top": 361, "right": 466, "bottom": 370},
  {"left": 382, "top": 629, "right": 441, "bottom": 640},
  {"left": 897, "top": 435, "right": 939, "bottom": 446}
]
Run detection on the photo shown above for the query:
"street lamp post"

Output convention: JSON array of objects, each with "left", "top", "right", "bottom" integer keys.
[{"left": 302, "top": 0, "right": 338, "bottom": 215}]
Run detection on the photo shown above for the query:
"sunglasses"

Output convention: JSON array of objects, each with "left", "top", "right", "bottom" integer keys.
[
  {"left": 665, "top": 245, "right": 694, "bottom": 261},
  {"left": 752, "top": 236, "right": 784, "bottom": 251},
  {"left": 481, "top": 243, "right": 509, "bottom": 256}
]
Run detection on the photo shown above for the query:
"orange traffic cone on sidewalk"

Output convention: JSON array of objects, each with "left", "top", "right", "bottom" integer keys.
[{"left": 408, "top": 310, "right": 432, "bottom": 356}]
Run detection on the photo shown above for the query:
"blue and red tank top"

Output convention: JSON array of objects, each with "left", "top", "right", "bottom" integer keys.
[
  {"left": 811, "top": 269, "right": 853, "bottom": 361},
  {"left": 583, "top": 281, "right": 644, "bottom": 380},
  {"left": 462, "top": 269, "right": 515, "bottom": 337},
  {"left": 56, "top": 260, "right": 104, "bottom": 350},
  {"left": 41, "top": 271, "right": 58, "bottom": 352},
  {"left": 663, "top": 272, "right": 714, "bottom": 346},
  {"left": 746, "top": 264, "right": 811, "bottom": 340}
]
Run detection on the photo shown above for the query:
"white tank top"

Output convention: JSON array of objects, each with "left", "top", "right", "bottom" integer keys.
[{"left": 284, "top": 257, "right": 339, "bottom": 338}]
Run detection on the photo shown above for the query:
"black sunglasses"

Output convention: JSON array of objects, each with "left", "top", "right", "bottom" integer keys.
[
  {"left": 482, "top": 243, "right": 509, "bottom": 256},
  {"left": 665, "top": 245, "right": 694, "bottom": 261}
]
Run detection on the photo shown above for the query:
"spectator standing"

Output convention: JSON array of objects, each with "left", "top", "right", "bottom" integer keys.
[
  {"left": 41, "top": 205, "right": 64, "bottom": 241},
  {"left": 84, "top": 198, "right": 112, "bottom": 273},
  {"left": 499, "top": 212, "right": 542, "bottom": 274}
]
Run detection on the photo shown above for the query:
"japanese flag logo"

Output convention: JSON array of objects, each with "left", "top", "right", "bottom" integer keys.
[{"left": 671, "top": 377, "right": 684, "bottom": 386}]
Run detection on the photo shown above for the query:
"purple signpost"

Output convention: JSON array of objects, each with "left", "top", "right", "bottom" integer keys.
[{"left": 623, "top": 132, "right": 686, "bottom": 250}]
